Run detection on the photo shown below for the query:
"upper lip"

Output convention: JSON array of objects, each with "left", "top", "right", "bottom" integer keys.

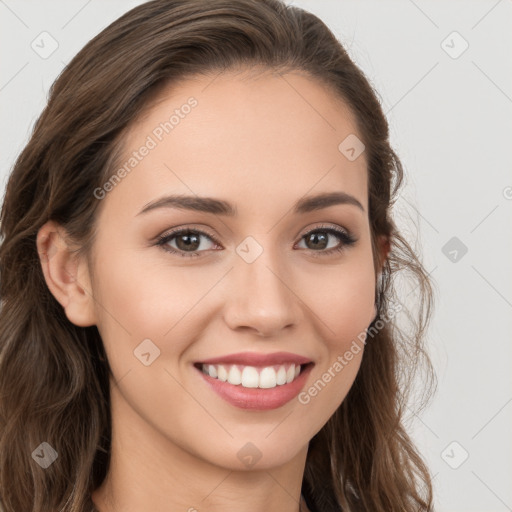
[{"left": 196, "top": 351, "right": 313, "bottom": 367}]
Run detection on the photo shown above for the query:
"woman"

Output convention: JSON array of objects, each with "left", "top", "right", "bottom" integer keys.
[{"left": 0, "top": 0, "right": 436, "bottom": 510}]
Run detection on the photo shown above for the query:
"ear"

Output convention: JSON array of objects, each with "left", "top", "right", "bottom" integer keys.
[
  {"left": 371, "top": 235, "right": 391, "bottom": 323},
  {"left": 36, "top": 220, "right": 97, "bottom": 327},
  {"left": 375, "top": 234, "right": 391, "bottom": 277}
]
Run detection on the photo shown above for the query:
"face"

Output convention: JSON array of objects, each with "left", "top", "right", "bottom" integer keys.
[{"left": 73, "top": 69, "right": 382, "bottom": 470}]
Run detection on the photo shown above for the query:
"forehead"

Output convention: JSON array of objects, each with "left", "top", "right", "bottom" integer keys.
[{"left": 107, "top": 69, "right": 368, "bottom": 217}]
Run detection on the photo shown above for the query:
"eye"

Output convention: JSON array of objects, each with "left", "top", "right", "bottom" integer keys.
[
  {"left": 155, "top": 224, "right": 357, "bottom": 258},
  {"left": 155, "top": 227, "right": 220, "bottom": 258},
  {"left": 295, "top": 224, "right": 357, "bottom": 257}
]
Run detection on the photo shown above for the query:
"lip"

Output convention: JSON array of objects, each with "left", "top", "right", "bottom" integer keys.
[
  {"left": 194, "top": 362, "right": 315, "bottom": 411},
  {"left": 196, "top": 351, "right": 313, "bottom": 367}
]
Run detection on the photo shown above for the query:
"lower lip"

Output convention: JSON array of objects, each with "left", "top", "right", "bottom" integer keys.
[{"left": 195, "top": 363, "right": 314, "bottom": 411}]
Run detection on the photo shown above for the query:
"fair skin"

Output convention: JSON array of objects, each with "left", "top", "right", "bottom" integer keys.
[{"left": 37, "top": 68, "right": 389, "bottom": 512}]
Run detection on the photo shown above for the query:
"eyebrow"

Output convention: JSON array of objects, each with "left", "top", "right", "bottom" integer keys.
[{"left": 137, "top": 191, "right": 365, "bottom": 217}]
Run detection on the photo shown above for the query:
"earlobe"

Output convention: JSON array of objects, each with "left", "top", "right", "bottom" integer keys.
[{"left": 36, "top": 221, "right": 97, "bottom": 327}]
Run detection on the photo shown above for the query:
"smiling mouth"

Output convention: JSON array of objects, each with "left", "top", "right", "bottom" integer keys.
[{"left": 193, "top": 362, "right": 314, "bottom": 389}]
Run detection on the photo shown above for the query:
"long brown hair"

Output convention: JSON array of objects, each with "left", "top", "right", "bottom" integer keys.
[{"left": 0, "top": 1, "right": 437, "bottom": 510}]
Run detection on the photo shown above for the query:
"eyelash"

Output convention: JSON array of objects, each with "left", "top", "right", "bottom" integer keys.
[{"left": 155, "top": 224, "right": 357, "bottom": 259}]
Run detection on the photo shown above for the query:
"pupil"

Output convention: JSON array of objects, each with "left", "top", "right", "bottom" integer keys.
[
  {"left": 178, "top": 232, "right": 199, "bottom": 251},
  {"left": 309, "top": 232, "right": 327, "bottom": 250}
]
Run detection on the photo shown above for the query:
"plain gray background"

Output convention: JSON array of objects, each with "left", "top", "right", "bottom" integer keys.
[{"left": 1, "top": 1, "right": 511, "bottom": 510}]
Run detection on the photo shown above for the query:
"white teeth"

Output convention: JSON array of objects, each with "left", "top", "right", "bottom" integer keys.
[
  {"left": 217, "top": 364, "right": 228, "bottom": 382},
  {"left": 241, "top": 366, "right": 259, "bottom": 388},
  {"left": 200, "top": 363, "right": 303, "bottom": 389},
  {"left": 259, "top": 367, "right": 277, "bottom": 388},
  {"left": 228, "top": 365, "right": 242, "bottom": 385},
  {"left": 276, "top": 366, "right": 287, "bottom": 385},
  {"left": 286, "top": 365, "right": 295, "bottom": 383}
]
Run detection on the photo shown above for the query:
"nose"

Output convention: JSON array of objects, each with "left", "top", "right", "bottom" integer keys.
[{"left": 222, "top": 245, "right": 302, "bottom": 337}]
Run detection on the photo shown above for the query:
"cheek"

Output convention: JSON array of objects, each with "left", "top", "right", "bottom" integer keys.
[
  {"left": 305, "top": 254, "right": 376, "bottom": 346},
  {"left": 91, "top": 245, "right": 219, "bottom": 366},
  {"left": 296, "top": 254, "right": 375, "bottom": 414}
]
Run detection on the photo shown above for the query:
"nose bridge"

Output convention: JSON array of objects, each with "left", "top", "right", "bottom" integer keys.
[{"left": 223, "top": 234, "right": 299, "bottom": 335}]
